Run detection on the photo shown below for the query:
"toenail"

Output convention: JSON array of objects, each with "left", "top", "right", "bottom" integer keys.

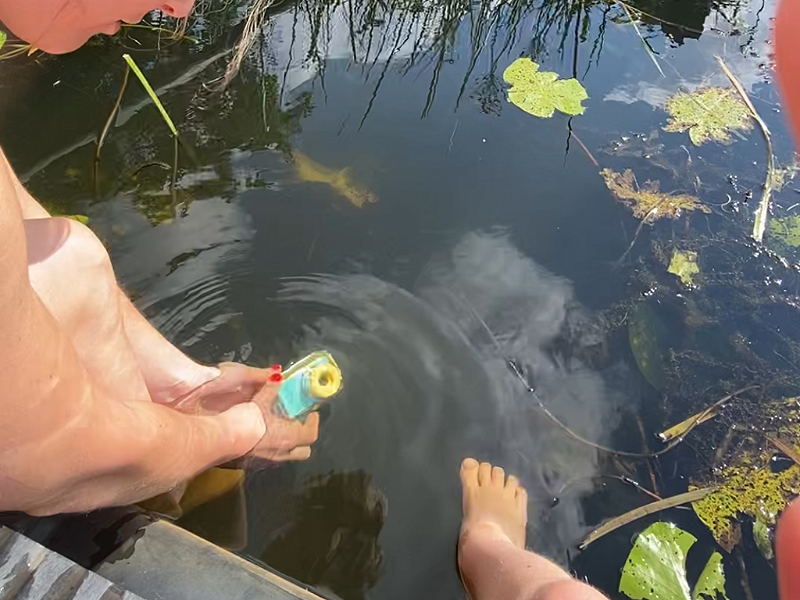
[{"left": 462, "top": 458, "right": 478, "bottom": 469}]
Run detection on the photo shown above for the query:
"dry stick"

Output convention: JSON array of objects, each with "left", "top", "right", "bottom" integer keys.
[
  {"left": 569, "top": 130, "right": 599, "bottom": 167},
  {"left": 767, "top": 434, "right": 800, "bottom": 465},
  {"left": 579, "top": 487, "right": 715, "bottom": 549},
  {"left": 636, "top": 414, "right": 659, "bottom": 495},
  {"left": 454, "top": 289, "right": 759, "bottom": 459},
  {"left": 716, "top": 56, "right": 775, "bottom": 242},
  {"left": 96, "top": 65, "right": 131, "bottom": 162}
]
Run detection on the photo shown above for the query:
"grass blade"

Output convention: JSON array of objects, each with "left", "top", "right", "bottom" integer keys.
[{"left": 123, "top": 54, "right": 179, "bottom": 137}]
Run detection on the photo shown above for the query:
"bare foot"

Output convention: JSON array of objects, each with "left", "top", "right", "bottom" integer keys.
[{"left": 459, "top": 458, "right": 527, "bottom": 549}]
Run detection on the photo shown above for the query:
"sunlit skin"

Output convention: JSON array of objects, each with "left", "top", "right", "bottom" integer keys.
[{"left": 1, "top": 0, "right": 800, "bottom": 598}]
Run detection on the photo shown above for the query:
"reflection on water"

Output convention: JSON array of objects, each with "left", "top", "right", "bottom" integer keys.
[{"left": 233, "top": 231, "right": 619, "bottom": 598}]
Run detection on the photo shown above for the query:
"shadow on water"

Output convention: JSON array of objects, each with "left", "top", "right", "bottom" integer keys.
[{"left": 0, "top": 0, "right": 795, "bottom": 597}]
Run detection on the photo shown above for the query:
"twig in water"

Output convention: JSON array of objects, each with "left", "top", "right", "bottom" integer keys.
[
  {"left": 579, "top": 487, "right": 715, "bottom": 549},
  {"left": 636, "top": 414, "right": 659, "bottom": 494},
  {"left": 451, "top": 289, "right": 758, "bottom": 459},
  {"left": 96, "top": 65, "right": 131, "bottom": 162},
  {"left": 123, "top": 54, "right": 178, "bottom": 136},
  {"left": 616, "top": 0, "right": 665, "bottom": 77},
  {"left": 716, "top": 56, "right": 775, "bottom": 242},
  {"left": 767, "top": 435, "right": 800, "bottom": 465},
  {"left": 613, "top": 203, "right": 661, "bottom": 267},
  {"left": 569, "top": 130, "right": 599, "bottom": 167}
]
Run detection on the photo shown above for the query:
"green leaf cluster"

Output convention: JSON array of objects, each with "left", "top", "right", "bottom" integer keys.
[
  {"left": 503, "top": 58, "right": 588, "bottom": 118},
  {"left": 663, "top": 87, "right": 753, "bottom": 146},
  {"left": 668, "top": 250, "right": 700, "bottom": 287},
  {"left": 620, "top": 522, "right": 729, "bottom": 600}
]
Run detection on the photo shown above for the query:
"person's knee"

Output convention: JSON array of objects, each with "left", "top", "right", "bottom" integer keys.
[{"left": 530, "top": 577, "right": 607, "bottom": 600}]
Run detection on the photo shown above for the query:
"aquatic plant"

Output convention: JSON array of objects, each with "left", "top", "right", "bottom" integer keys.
[
  {"left": 628, "top": 302, "right": 667, "bottom": 390},
  {"left": 503, "top": 57, "right": 587, "bottom": 118},
  {"left": 667, "top": 249, "right": 699, "bottom": 287},
  {"left": 123, "top": 54, "right": 179, "bottom": 137},
  {"left": 619, "top": 522, "right": 729, "bottom": 600},
  {"left": 770, "top": 215, "right": 800, "bottom": 248},
  {"left": 663, "top": 87, "right": 752, "bottom": 146},
  {"left": 600, "top": 168, "right": 709, "bottom": 220}
]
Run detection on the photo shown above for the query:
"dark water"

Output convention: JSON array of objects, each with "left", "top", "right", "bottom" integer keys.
[{"left": 0, "top": 0, "right": 795, "bottom": 598}]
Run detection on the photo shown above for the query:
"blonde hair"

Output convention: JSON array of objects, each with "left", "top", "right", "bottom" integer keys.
[{"left": 223, "top": 0, "right": 277, "bottom": 86}]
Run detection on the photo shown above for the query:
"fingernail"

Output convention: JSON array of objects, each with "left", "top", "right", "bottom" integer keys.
[
  {"left": 269, "top": 372, "right": 283, "bottom": 383},
  {"left": 270, "top": 364, "right": 282, "bottom": 371}
]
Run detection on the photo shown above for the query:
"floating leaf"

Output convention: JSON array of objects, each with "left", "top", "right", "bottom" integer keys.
[
  {"left": 601, "top": 168, "right": 709, "bottom": 221},
  {"left": 663, "top": 87, "right": 753, "bottom": 146},
  {"left": 66, "top": 214, "right": 89, "bottom": 225},
  {"left": 668, "top": 250, "right": 700, "bottom": 287},
  {"left": 692, "top": 398, "right": 800, "bottom": 552},
  {"left": 503, "top": 58, "right": 588, "bottom": 118},
  {"left": 770, "top": 215, "right": 800, "bottom": 248},
  {"left": 0, "top": 31, "right": 6, "bottom": 52},
  {"left": 693, "top": 552, "right": 730, "bottom": 600},
  {"left": 629, "top": 302, "right": 667, "bottom": 390},
  {"left": 619, "top": 522, "right": 729, "bottom": 600}
]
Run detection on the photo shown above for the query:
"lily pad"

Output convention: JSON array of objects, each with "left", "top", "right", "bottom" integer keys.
[
  {"left": 601, "top": 169, "right": 709, "bottom": 221},
  {"left": 663, "top": 87, "right": 753, "bottom": 146},
  {"left": 619, "top": 522, "right": 729, "bottom": 600},
  {"left": 629, "top": 302, "right": 667, "bottom": 390},
  {"left": 503, "top": 58, "right": 588, "bottom": 118},
  {"left": 668, "top": 250, "right": 700, "bottom": 287},
  {"left": 0, "top": 31, "right": 6, "bottom": 52}
]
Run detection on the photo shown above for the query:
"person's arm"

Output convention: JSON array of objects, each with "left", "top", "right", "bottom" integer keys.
[{"left": 0, "top": 159, "right": 266, "bottom": 516}]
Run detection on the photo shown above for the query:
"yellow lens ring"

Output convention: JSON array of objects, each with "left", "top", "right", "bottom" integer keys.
[{"left": 308, "top": 362, "right": 342, "bottom": 399}]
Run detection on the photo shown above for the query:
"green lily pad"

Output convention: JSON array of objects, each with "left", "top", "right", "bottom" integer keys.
[
  {"left": 503, "top": 58, "right": 588, "bottom": 118},
  {"left": 601, "top": 168, "right": 709, "bottom": 221},
  {"left": 668, "top": 250, "right": 700, "bottom": 287},
  {"left": 663, "top": 87, "right": 753, "bottom": 146},
  {"left": 0, "top": 31, "right": 7, "bottom": 52},
  {"left": 629, "top": 302, "right": 668, "bottom": 390},
  {"left": 619, "top": 522, "right": 729, "bottom": 600}
]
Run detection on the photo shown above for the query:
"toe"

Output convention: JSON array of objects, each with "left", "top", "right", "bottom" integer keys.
[
  {"left": 491, "top": 466, "right": 505, "bottom": 487},
  {"left": 478, "top": 462, "right": 493, "bottom": 486},
  {"left": 516, "top": 485, "right": 528, "bottom": 505},
  {"left": 460, "top": 458, "right": 479, "bottom": 487},
  {"left": 505, "top": 475, "right": 519, "bottom": 496}
]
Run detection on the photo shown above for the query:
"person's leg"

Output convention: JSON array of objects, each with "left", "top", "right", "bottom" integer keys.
[{"left": 458, "top": 458, "right": 607, "bottom": 600}]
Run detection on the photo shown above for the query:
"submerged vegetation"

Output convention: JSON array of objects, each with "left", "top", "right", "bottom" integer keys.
[{"left": 600, "top": 168, "right": 708, "bottom": 220}]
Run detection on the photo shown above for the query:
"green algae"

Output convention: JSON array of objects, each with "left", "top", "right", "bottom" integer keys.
[{"left": 663, "top": 87, "right": 753, "bottom": 146}]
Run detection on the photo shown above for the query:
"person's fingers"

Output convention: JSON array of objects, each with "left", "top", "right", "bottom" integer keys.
[
  {"left": 268, "top": 446, "right": 313, "bottom": 462},
  {"left": 172, "top": 363, "right": 280, "bottom": 414},
  {"left": 253, "top": 411, "right": 320, "bottom": 456},
  {"left": 778, "top": 499, "right": 800, "bottom": 600}
]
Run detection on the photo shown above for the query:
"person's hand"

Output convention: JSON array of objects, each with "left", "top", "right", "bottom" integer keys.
[{"left": 172, "top": 363, "right": 320, "bottom": 462}]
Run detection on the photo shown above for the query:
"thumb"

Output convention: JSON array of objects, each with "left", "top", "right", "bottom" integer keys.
[
  {"left": 213, "top": 402, "right": 266, "bottom": 458},
  {"left": 778, "top": 499, "right": 800, "bottom": 600}
]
